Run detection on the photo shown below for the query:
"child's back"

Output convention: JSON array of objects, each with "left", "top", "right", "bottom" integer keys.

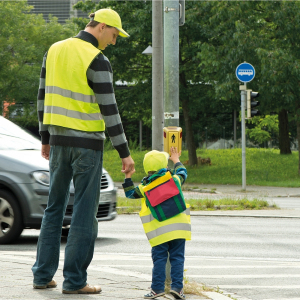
[{"left": 122, "top": 147, "right": 190, "bottom": 299}]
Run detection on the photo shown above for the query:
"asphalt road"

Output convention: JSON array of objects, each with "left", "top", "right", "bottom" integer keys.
[
  {"left": 95, "top": 214, "right": 300, "bottom": 300},
  {"left": 3, "top": 212, "right": 300, "bottom": 300}
]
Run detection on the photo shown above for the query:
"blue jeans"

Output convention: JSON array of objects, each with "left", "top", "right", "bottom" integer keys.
[
  {"left": 32, "top": 145, "right": 103, "bottom": 291},
  {"left": 151, "top": 239, "right": 185, "bottom": 292}
]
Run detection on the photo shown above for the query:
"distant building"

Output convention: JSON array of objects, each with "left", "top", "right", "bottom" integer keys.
[{"left": 27, "top": 0, "right": 97, "bottom": 24}]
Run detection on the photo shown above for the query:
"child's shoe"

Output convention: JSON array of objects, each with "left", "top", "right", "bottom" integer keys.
[
  {"left": 144, "top": 289, "right": 165, "bottom": 299},
  {"left": 170, "top": 289, "right": 185, "bottom": 299}
]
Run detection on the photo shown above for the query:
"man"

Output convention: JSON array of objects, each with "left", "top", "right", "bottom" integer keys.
[{"left": 32, "top": 8, "right": 135, "bottom": 294}]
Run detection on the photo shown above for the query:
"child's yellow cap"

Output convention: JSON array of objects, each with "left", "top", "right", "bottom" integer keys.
[{"left": 143, "top": 150, "right": 169, "bottom": 174}]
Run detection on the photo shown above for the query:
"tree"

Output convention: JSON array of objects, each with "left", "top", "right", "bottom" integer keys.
[
  {"left": 73, "top": 1, "right": 232, "bottom": 161},
  {"left": 72, "top": 1, "right": 299, "bottom": 165},
  {"left": 254, "top": 2, "right": 300, "bottom": 158},
  {"left": 0, "top": 1, "right": 77, "bottom": 128},
  {"left": 178, "top": 2, "right": 215, "bottom": 165},
  {"left": 278, "top": 109, "right": 292, "bottom": 154},
  {"left": 196, "top": 2, "right": 300, "bottom": 157},
  {"left": 246, "top": 115, "right": 279, "bottom": 145},
  {"left": 73, "top": 0, "right": 153, "bottom": 145}
]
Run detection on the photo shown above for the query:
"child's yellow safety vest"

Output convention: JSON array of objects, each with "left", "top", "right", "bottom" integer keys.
[{"left": 138, "top": 175, "right": 191, "bottom": 247}]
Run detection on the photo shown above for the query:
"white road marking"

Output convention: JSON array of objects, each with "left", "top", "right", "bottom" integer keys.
[
  {"left": 189, "top": 274, "right": 300, "bottom": 279},
  {"left": 217, "top": 285, "right": 300, "bottom": 289}
]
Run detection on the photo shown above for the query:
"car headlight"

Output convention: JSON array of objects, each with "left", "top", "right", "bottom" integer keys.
[{"left": 32, "top": 171, "right": 50, "bottom": 186}]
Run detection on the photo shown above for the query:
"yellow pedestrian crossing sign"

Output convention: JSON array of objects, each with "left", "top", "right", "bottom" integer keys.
[{"left": 163, "top": 126, "right": 182, "bottom": 155}]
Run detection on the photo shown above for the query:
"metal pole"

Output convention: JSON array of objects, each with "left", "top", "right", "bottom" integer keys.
[
  {"left": 234, "top": 110, "right": 236, "bottom": 148},
  {"left": 164, "top": 0, "right": 179, "bottom": 128},
  {"left": 241, "top": 84, "right": 247, "bottom": 190},
  {"left": 205, "top": 126, "right": 207, "bottom": 149},
  {"left": 164, "top": 0, "right": 179, "bottom": 286},
  {"left": 152, "top": 0, "right": 164, "bottom": 151}
]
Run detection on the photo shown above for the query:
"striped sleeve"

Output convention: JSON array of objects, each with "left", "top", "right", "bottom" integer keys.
[
  {"left": 87, "top": 54, "right": 130, "bottom": 159},
  {"left": 122, "top": 178, "right": 143, "bottom": 199},
  {"left": 173, "top": 162, "right": 188, "bottom": 185},
  {"left": 37, "top": 52, "right": 50, "bottom": 145}
]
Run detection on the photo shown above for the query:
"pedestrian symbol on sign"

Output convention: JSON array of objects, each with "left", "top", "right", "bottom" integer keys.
[{"left": 171, "top": 134, "right": 176, "bottom": 143}]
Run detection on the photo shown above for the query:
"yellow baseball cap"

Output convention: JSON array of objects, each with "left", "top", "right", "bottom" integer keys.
[
  {"left": 143, "top": 150, "right": 169, "bottom": 174},
  {"left": 93, "top": 8, "right": 129, "bottom": 38}
]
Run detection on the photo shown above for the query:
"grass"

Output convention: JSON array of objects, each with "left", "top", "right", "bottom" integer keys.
[
  {"left": 166, "top": 269, "right": 238, "bottom": 299},
  {"left": 183, "top": 280, "right": 213, "bottom": 297},
  {"left": 116, "top": 197, "right": 141, "bottom": 214},
  {"left": 116, "top": 196, "right": 276, "bottom": 214},
  {"left": 163, "top": 268, "right": 214, "bottom": 297},
  {"left": 187, "top": 198, "right": 276, "bottom": 210},
  {"left": 103, "top": 148, "right": 300, "bottom": 187}
]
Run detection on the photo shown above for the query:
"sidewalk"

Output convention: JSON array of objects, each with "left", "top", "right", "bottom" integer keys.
[
  {"left": 0, "top": 251, "right": 230, "bottom": 300},
  {"left": 182, "top": 183, "right": 300, "bottom": 198}
]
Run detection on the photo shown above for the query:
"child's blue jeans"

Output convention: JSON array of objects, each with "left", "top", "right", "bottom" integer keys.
[{"left": 151, "top": 238, "right": 185, "bottom": 292}]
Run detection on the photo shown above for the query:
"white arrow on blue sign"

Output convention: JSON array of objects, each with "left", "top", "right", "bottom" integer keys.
[{"left": 236, "top": 62, "right": 255, "bottom": 83}]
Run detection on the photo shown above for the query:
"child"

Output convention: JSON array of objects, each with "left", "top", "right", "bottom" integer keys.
[{"left": 122, "top": 147, "right": 191, "bottom": 299}]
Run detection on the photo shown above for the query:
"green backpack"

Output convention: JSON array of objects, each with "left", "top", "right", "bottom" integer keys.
[{"left": 142, "top": 171, "right": 186, "bottom": 222}]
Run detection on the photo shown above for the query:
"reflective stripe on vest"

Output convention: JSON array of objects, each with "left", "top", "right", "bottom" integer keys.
[
  {"left": 44, "top": 38, "right": 105, "bottom": 132},
  {"left": 46, "top": 86, "right": 96, "bottom": 103},
  {"left": 145, "top": 223, "right": 191, "bottom": 240},
  {"left": 138, "top": 184, "right": 191, "bottom": 247}
]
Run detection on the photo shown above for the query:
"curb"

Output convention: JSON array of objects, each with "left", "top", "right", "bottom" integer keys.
[
  {"left": 191, "top": 212, "right": 300, "bottom": 219},
  {"left": 203, "top": 292, "right": 235, "bottom": 300},
  {"left": 116, "top": 209, "right": 300, "bottom": 219}
]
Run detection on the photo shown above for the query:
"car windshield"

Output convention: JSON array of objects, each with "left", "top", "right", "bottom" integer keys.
[{"left": 0, "top": 117, "right": 40, "bottom": 151}]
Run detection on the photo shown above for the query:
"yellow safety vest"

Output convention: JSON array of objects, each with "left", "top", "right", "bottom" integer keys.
[
  {"left": 138, "top": 178, "right": 191, "bottom": 247},
  {"left": 44, "top": 38, "right": 105, "bottom": 132}
]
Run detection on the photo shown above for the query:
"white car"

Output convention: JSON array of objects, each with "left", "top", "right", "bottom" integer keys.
[{"left": 0, "top": 116, "right": 117, "bottom": 244}]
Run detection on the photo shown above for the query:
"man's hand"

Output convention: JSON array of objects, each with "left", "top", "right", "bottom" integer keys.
[
  {"left": 41, "top": 144, "right": 50, "bottom": 160},
  {"left": 121, "top": 155, "right": 135, "bottom": 174}
]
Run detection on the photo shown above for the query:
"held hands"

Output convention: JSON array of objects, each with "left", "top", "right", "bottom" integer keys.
[
  {"left": 169, "top": 146, "right": 181, "bottom": 164},
  {"left": 121, "top": 155, "right": 135, "bottom": 178}
]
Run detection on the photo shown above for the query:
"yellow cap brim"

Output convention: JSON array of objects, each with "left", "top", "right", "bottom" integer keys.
[{"left": 116, "top": 27, "right": 130, "bottom": 38}]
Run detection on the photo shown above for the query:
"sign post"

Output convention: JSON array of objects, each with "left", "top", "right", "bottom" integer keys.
[{"left": 236, "top": 62, "right": 255, "bottom": 191}]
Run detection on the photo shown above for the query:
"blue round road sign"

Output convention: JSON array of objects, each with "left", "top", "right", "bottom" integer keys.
[{"left": 236, "top": 62, "right": 255, "bottom": 83}]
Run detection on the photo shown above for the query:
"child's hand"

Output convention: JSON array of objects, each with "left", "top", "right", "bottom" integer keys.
[
  {"left": 125, "top": 168, "right": 136, "bottom": 179},
  {"left": 169, "top": 147, "right": 181, "bottom": 164}
]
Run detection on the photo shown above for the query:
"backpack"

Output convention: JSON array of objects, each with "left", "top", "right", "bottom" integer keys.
[{"left": 142, "top": 171, "right": 186, "bottom": 222}]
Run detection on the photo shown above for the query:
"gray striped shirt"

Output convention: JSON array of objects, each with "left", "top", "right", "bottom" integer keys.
[{"left": 37, "top": 31, "right": 130, "bottom": 158}]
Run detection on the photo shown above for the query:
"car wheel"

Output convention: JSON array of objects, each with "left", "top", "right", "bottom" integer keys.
[
  {"left": 61, "top": 227, "right": 70, "bottom": 237},
  {"left": 0, "top": 190, "right": 24, "bottom": 244}
]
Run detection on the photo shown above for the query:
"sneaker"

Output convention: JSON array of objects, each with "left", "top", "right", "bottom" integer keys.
[
  {"left": 33, "top": 279, "right": 57, "bottom": 289},
  {"left": 62, "top": 284, "right": 101, "bottom": 294},
  {"left": 170, "top": 289, "right": 185, "bottom": 299},
  {"left": 144, "top": 289, "right": 165, "bottom": 299}
]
